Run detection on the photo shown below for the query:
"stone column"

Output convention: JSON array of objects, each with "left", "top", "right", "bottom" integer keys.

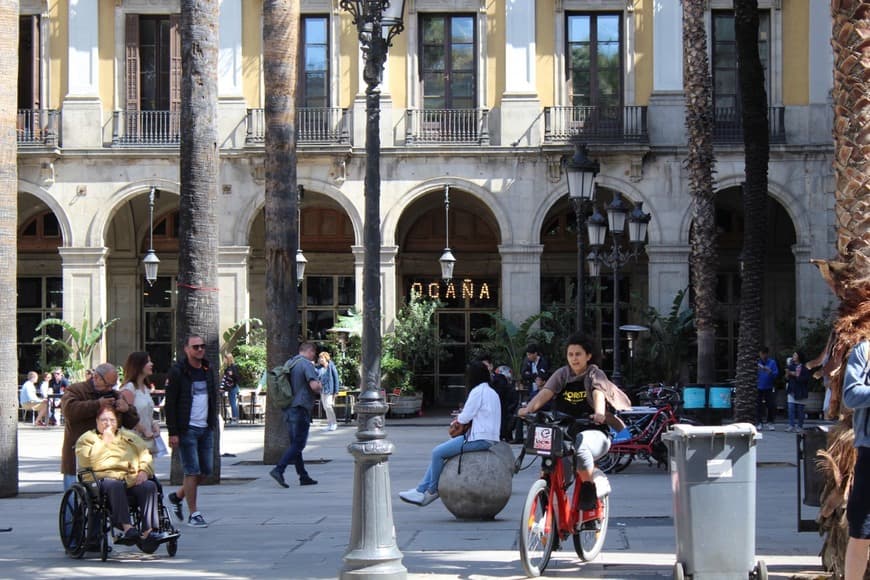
[
  {"left": 380, "top": 246, "right": 398, "bottom": 333},
  {"left": 500, "top": 0, "right": 540, "bottom": 146},
  {"left": 58, "top": 247, "right": 110, "bottom": 362},
  {"left": 218, "top": 0, "right": 248, "bottom": 148},
  {"left": 218, "top": 246, "right": 251, "bottom": 336},
  {"left": 646, "top": 243, "right": 690, "bottom": 315},
  {"left": 648, "top": 0, "right": 685, "bottom": 146},
  {"left": 62, "top": 0, "right": 103, "bottom": 148},
  {"left": 498, "top": 244, "right": 543, "bottom": 324}
]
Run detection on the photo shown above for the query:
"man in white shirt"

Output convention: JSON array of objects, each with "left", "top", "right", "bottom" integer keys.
[{"left": 19, "top": 371, "right": 49, "bottom": 425}]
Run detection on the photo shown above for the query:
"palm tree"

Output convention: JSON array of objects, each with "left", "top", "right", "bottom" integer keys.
[
  {"left": 682, "top": 0, "right": 717, "bottom": 385},
  {"left": 0, "top": 0, "right": 18, "bottom": 498},
  {"left": 262, "top": 0, "right": 300, "bottom": 464},
  {"left": 733, "top": 0, "right": 769, "bottom": 423},
  {"left": 813, "top": 2, "right": 870, "bottom": 575},
  {"left": 174, "top": 0, "right": 221, "bottom": 484}
]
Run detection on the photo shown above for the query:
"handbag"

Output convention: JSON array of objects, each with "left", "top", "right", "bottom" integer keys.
[
  {"left": 154, "top": 433, "right": 169, "bottom": 458},
  {"left": 448, "top": 420, "right": 471, "bottom": 438}
]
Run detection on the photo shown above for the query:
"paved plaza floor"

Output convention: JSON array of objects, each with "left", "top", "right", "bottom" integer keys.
[{"left": 1, "top": 413, "right": 829, "bottom": 579}]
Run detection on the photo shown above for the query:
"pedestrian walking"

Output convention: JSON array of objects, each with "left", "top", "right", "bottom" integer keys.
[
  {"left": 757, "top": 346, "right": 779, "bottom": 431},
  {"left": 317, "top": 351, "right": 340, "bottom": 432},
  {"left": 842, "top": 340, "right": 870, "bottom": 580},
  {"left": 785, "top": 350, "right": 810, "bottom": 432}
]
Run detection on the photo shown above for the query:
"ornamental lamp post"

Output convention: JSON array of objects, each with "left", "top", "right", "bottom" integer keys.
[
  {"left": 564, "top": 144, "right": 599, "bottom": 333},
  {"left": 587, "top": 193, "right": 651, "bottom": 385},
  {"left": 142, "top": 186, "right": 160, "bottom": 285},
  {"left": 339, "top": 0, "right": 408, "bottom": 578}
]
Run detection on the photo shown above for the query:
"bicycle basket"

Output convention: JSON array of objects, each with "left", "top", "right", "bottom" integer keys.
[{"left": 524, "top": 423, "right": 564, "bottom": 457}]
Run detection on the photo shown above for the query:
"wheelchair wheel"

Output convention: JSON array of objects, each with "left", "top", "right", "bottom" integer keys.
[
  {"left": 59, "top": 484, "right": 91, "bottom": 559},
  {"left": 99, "top": 511, "right": 110, "bottom": 561},
  {"left": 167, "top": 538, "right": 178, "bottom": 557}
]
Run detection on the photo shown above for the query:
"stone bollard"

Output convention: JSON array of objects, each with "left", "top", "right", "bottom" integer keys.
[{"left": 439, "top": 442, "right": 515, "bottom": 520}]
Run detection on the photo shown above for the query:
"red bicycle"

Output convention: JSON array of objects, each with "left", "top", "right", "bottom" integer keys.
[{"left": 516, "top": 411, "right": 611, "bottom": 577}]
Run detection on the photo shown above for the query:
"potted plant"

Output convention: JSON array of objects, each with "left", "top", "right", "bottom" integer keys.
[{"left": 794, "top": 306, "right": 835, "bottom": 419}]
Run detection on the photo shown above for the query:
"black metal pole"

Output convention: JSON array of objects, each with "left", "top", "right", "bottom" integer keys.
[
  {"left": 341, "top": 13, "right": 406, "bottom": 579},
  {"left": 611, "top": 236, "right": 622, "bottom": 386},
  {"left": 572, "top": 199, "right": 586, "bottom": 334}
]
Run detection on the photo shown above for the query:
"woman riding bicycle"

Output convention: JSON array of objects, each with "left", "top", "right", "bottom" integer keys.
[{"left": 519, "top": 333, "right": 630, "bottom": 509}]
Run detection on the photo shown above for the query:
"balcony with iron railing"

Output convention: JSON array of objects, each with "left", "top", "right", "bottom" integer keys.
[
  {"left": 112, "top": 110, "right": 180, "bottom": 146},
  {"left": 544, "top": 105, "right": 648, "bottom": 144},
  {"left": 18, "top": 109, "right": 59, "bottom": 146},
  {"left": 714, "top": 106, "right": 785, "bottom": 144},
  {"left": 405, "top": 108, "right": 490, "bottom": 145},
  {"left": 245, "top": 107, "right": 352, "bottom": 145}
]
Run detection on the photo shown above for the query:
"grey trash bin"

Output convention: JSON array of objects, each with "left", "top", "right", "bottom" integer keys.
[{"left": 662, "top": 423, "right": 767, "bottom": 580}]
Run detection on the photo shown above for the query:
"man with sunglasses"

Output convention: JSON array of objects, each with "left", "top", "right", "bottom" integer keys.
[
  {"left": 165, "top": 334, "right": 218, "bottom": 528},
  {"left": 60, "top": 363, "right": 139, "bottom": 491},
  {"left": 47, "top": 368, "right": 70, "bottom": 425}
]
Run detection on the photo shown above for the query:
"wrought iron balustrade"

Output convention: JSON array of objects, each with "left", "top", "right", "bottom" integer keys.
[
  {"left": 714, "top": 106, "right": 786, "bottom": 144},
  {"left": 17, "top": 109, "right": 58, "bottom": 146},
  {"left": 245, "top": 107, "right": 351, "bottom": 145},
  {"left": 544, "top": 105, "right": 648, "bottom": 143},
  {"left": 405, "top": 108, "right": 490, "bottom": 145},
  {"left": 112, "top": 110, "right": 180, "bottom": 146}
]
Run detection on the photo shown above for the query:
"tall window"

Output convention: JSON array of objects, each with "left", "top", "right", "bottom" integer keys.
[
  {"left": 566, "top": 13, "right": 622, "bottom": 111},
  {"left": 125, "top": 14, "right": 181, "bottom": 113},
  {"left": 420, "top": 14, "right": 476, "bottom": 109},
  {"left": 18, "top": 15, "right": 40, "bottom": 111},
  {"left": 712, "top": 11, "right": 770, "bottom": 111},
  {"left": 300, "top": 16, "right": 328, "bottom": 108},
  {"left": 302, "top": 276, "right": 355, "bottom": 340},
  {"left": 17, "top": 277, "right": 64, "bottom": 376},
  {"left": 143, "top": 276, "right": 176, "bottom": 375}
]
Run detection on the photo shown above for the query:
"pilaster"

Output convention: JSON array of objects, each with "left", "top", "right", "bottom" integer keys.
[
  {"left": 498, "top": 244, "right": 543, "bottom": 324},
  {"left": 58, "top": 247, "right": 110, "bottom": 363},
  {"left": 645, "top": 243, "right": 690, "bottom": 315},
  {"left": 218, "top": 246, "right": 251, "bottom": 337},
  {"left": 218, "top": 0, "right": 247, "bottom": 148},
  {"left": 62, "top": 0, "right": 102, "bottom": 148},
  {"left": 500, "top": 0, "right": 540, "bottom": 146}
]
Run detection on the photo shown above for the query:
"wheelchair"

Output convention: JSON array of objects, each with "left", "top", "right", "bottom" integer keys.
[{"left": 58, "top": 469, "right": 180, "bottom": 561}]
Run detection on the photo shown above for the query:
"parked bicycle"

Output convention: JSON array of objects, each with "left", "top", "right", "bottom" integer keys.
[
  {"left": 597, "top": 387, "right": 701, "bottom": 474},
  {"left": 516, "top": 411, "right": 611, "bottom": 577}
]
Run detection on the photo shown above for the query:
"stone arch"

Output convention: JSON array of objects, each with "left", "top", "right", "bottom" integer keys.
[
  {"left": 18, "top": 179, "right": 74, "bottom": 246},
  {"left": 236, "top": 178, "right": 363, "bottom": 246},
  {"left": 383, "top": 178, "right": 508, "bottom": 247},
  {"left": 86, "top": 179, "right": 180, "bottom": 247}
]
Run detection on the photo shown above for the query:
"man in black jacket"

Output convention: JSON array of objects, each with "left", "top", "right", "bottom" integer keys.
[
  {"left": 478, "top": 354, "right": 518, "bottom": 441},
  {"left": 165, "top": 334, "right": 218, "bottom": 528}
]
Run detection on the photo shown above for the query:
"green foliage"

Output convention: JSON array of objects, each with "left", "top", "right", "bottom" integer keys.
[
  {"left": 794, "top": 304, "right": 835, "bottom": 392},
  {"left": 332, "top": 334, "right": 361, "bottom": 389},
  {"left": 472, "top": 310, "right": 555, "bottom": 380},
  {"left": 221, "top": 317, "right": 263, "bottom": 359},
  {"left": 232, "top": 327, "right": 267, "bottom": 389},
  {"left": 34, "top": 314, "right": 120, "bottom": 381},
  {"left": 629, "top": 289, "right": 695, "bottom": 386}
]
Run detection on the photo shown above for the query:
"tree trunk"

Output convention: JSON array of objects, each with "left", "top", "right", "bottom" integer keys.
[
  {"left": 813, "top": 2, "right": 870, "bottom": 576},
  {"left": 733, "top": 0, "right": 769, "bottom": 424},
  {"left": 683, "top": 0, "right": 717, "bottom": 386},
  {"left": 262, "top": 0, "right": 300, "bottom": 464},
  {"left": 0, "top": 0, "right": 18, "bottom": 498},
  {"left": 172, "top": 0, "right": 221, "bottom": 485}
]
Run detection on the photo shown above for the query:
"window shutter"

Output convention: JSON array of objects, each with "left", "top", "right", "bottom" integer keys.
[
  {"left": 30, "top": 15, "right": 40, "bottom": 110},
  {"left": 169, "top": 14, "right": 181, "bottom": 114},
  {"left": 125, "top": 14, "right": 140, "bottom": 112}
]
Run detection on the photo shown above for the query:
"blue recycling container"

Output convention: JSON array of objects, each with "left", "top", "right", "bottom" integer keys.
[
  {"left": 682, "top": 385, "right": 707, "bottom": 410},
  {"left": 708, "top": 386, "right": 733, "bottom": 409}
]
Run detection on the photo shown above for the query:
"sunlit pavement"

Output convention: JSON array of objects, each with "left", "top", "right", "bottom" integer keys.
[{"left": 2, "top": 416, "right": 828, "bottom": 579}]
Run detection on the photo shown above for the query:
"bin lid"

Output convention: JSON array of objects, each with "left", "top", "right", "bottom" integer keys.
[{"left": 661, "top": 422, "right": 759, "bottom": 442}]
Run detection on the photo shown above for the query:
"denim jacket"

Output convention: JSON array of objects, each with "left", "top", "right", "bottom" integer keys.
[{"left": 843, "top": 341, "right": 870, "bottom": 448}]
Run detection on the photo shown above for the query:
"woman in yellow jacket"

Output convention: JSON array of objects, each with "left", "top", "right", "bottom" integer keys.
[{"left": 75, "top": 405, "right": 161, "bottom": 546}]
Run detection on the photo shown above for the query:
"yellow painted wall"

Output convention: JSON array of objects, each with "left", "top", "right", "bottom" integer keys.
[
  {"left": 49, "top": 0, "right": 66, "bottom": 108},
  {"left": 489, "top": 0, "right": 502, "bottom": 108},
  {"left": 338, "top": 12, "right": 357, "bottom": 108},
  {"left": 634, "top": 0, "right": 652, "bottom": 105},
  {"left": 242, "top": 0, "right": 261, "bottom": 107},
  {"left": 388, "top": 21, "right": 407, "bottom": 109},
  {"left": 99, "top": 0, "right": 114, "bottom": 113},
  {"left": 536, "top": 0, "right": 554, "bottom": 107},
  {"left": 782, "top": 0, "right": 809, "bottom": 105}
]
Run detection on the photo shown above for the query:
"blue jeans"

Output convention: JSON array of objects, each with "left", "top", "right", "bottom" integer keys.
[
  {"left": 276, "top": 406, "right": 311, "bottom": 478},
  {"left": 227, "top": 386, "right": 240, "bottom": 420},
  {"left": 416, "top": 437, "right": 493, "bottom": 494},
  {"left": 179, "top": 426, "right": 214, "bottom": 476},
  {"left": 788, "top": 401, "right": 806, "bottom": 429}
]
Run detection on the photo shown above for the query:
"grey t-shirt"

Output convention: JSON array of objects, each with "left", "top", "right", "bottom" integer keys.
[{"left": 287, "top": 355, "right": 320, "bottom": 413}]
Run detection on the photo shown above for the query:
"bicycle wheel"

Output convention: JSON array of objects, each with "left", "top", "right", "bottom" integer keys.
[
  {"left": 519, "top": 478, "right": 557, "bottom": 577},
  {"left": 573, "top": 493, "right": 609, "bottom": 561},
  {"left": 58, "top": 485, "right": 91, "bottom": 559},
  {"left": 596, "top": 451, "right": 619, "bottom": 473},
  {"left": 612, "top": 454, "right": 634, "bottom": 473}
]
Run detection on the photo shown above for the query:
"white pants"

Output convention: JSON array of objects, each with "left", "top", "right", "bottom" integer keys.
[
  {"left": 322, "top": 393, "right": 337, "bottom": 427},
  {"left": 573, "top": 429, "right": 611, "bottom": 472}
]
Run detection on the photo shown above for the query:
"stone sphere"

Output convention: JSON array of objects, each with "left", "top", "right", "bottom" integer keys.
[{"left": 439, "top": 442, "right": 515, "bottom": 520}]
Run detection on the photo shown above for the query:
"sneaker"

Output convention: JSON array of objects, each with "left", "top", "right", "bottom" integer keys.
[
  {"left": 269, "top": 468, "right": 289, "bottom": 488},
  {"left": 419, "top": 490, "right": 440, "bottom": 506},
  {"left": 785, "top": 426, "right": 794, "bottom": 432},
  {"left": 767, "top": 424, "right": 775, "bottom": 431},
  {"left": 329, "top": 424, "right": 338, "bottom": 431},
  {"left": 579, "top": 481, "right": 598, "bottom": 511},
  {"left": 299, "top": 475, "right": 318, "bottom": 486},
  {"left": 398, "top": 489, "right": 425, "bottom": 505},
  {"left": 756, "top": 423, "right": 764, "bottom": 431},
  {"left": 168, "top": 492, "right": 184, "bottom": 521},
  {"left": 187, "top": 512, "right": 208, "bottom": 528}
]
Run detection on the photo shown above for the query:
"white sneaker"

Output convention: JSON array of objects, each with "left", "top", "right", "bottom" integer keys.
[
  {"left": 756, "top": 423, "right": 763, "bottom": 431},
  {"left": 399, "top": 489, "right": 425, "bottom": 505},
  {"left": 420, "top": 490, "right": 440, "bottom": 506},
  {"left": 329, "top": 424, "right": 338, "bottom": 431},
  {"left": 785, "top": 426, "right": 794, "bottom": 432},
  {"left": 767, "top": 424, "right": 775, "bottom": 431}
]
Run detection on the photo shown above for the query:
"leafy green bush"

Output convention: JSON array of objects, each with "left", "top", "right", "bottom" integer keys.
[{"left": 231, "top": 327, "right": 267, "bottom": 389}]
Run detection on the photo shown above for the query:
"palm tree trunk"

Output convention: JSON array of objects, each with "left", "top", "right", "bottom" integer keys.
[
  {"left": 173, "top": 0, "right": 221, "bottom": 485},
  {"left": 0, "top": 0, "right": 19, "bottom": 498},
  {"left": 814, "top": 2, "right": 870, "bottom": 575},
  {"left": 683, "top": 0, "right": 717, "bottom": 385},
  {"left": 262, "top": 0, "right": 299, "bottom": 464},
  {"left": 733, "top": 0, "right": 769, "bottom": 424}
]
